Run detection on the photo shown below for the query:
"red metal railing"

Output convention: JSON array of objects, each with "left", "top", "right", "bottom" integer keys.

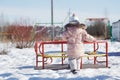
[{"left": 34, "top": 40, "right": 108, "bottom": 69}]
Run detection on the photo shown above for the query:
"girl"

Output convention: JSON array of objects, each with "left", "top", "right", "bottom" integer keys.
[{"left": 62, "top": 22, "right": 96, "bottom": 74}]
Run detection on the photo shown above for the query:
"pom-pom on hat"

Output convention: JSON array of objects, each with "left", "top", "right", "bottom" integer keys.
[{"left": 69, "top": 13, "right": 80, "bottom": 24}]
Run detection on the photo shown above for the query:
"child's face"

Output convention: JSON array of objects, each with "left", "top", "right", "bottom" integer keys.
[
  {"left": 82, "top": 26, "right": 87, "bottom": 29},
  {"left": 82, "top": 27, "right": 85, "bottom": 29}
]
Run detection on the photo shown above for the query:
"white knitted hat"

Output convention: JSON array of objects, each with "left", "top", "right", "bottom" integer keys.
[{"left": 69, "top": 13, "right": 80, "bottom": 24}]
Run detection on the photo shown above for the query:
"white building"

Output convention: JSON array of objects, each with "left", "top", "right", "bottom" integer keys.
[{"left": 112, "top": 20, "right": 120, "bottom": 41}]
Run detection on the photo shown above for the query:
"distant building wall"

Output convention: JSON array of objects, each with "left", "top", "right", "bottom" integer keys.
[{"left": 112, "top": 20, "right": 120, "bottom": 41}]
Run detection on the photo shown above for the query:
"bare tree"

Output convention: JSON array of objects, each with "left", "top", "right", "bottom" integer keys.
[{"left": 87, "top": 20, "right": 107, "bottom": 39}]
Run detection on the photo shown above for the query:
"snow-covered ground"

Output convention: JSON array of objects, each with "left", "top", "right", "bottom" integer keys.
[{"left": 0, "top": 41, "right": 120, "bottom": 80}]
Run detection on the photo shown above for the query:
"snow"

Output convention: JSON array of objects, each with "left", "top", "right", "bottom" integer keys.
[{"left": 0, "top": 41, "right": 120, "bottom": 80}]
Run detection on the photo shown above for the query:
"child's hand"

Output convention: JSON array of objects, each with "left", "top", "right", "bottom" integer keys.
[{"left": 93, "top": 38, "right": 97, "bottom": 42}]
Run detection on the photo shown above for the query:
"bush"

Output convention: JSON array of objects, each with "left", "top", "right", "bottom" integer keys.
[{"left": 6, "top": 24, "right": 35, "bottom": 49}]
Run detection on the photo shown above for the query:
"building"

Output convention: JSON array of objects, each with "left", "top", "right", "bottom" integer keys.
[{"left": 112, "top": 20, "right": 120, "bottom": 41}]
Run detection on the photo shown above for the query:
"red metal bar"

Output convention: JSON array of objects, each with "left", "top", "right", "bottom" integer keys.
[
  {"left": 42, "top": 43, "right": 45, "bottom": 69},
  {"left": 106, "top": 42, "right": 108, "bottom": 67},
  {"left": 93, "top": 43, "right": 96, "bottom": 64},
  {"left": 35, "top": 42, "right": 38, "bottom": 68},
  {"left": 40, "top": 41, "right": 67, "bottom": 44},
  {"left": 61, "top": 43, "right": 64, "bottom": 65}
]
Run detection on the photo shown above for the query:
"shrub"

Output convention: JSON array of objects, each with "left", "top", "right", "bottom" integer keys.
[{"left": 6, "top": 25, "right": 35, "bottom": 49}]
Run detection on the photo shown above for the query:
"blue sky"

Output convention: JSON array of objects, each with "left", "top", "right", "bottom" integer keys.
[{"left": 0, "top": 0, "right": 119, "bottom": 25}]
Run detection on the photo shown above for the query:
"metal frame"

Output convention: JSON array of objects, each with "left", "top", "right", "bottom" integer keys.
[{"left": 34, "top": 40, "right": 108, "bottom": 69}]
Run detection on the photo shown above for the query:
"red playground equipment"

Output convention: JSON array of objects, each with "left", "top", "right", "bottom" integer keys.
[{"left": 34, "top": 40, "right": 108, "bottom": 69}]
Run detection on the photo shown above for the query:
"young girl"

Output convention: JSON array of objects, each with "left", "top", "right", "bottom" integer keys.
[{"left": 62, "top": 22, "right": 96, "bottom": 74}]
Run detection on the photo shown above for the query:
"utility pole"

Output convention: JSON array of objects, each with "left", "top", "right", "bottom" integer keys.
[
  {"left": 51, "top": 0, "right": 53, "bottom": 25},
  {"left": 104, "top": 8, "right": 109, "bottom": 39},
  {"left": 51, "top": 0, "right": 54, "bottom": 40}
]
